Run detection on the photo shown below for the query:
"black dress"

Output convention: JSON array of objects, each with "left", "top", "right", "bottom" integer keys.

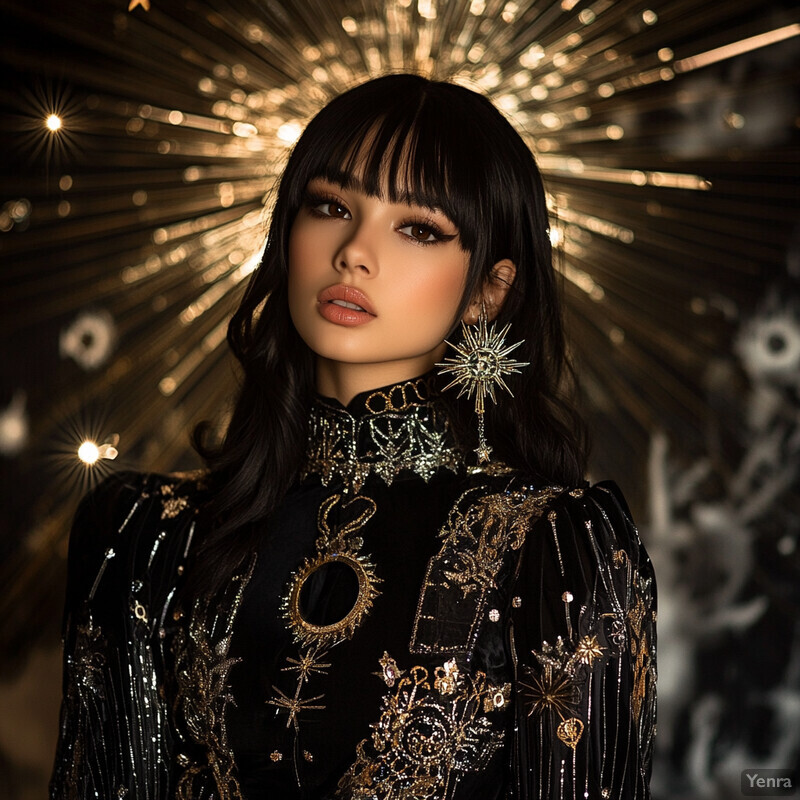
[{"left": 51, "top": 375, "right": 657, "bottom": 799}]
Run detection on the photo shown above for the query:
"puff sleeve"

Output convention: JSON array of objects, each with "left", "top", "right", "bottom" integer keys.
[
  {"left": 50, "top": 471, "right": 165, "bottom": 799},
  {"left": 507, "top": 482, "right": 657, "bottom": 799},
  {"left": 49, "top": 472, "right": 137, "bottom": 797}
]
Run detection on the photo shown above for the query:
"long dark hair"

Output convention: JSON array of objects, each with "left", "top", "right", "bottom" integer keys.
[{"left": 187, "top": 73, "right": 587, "bottom": 599}]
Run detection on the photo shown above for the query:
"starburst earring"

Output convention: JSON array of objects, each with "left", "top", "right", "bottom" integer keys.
[{"left": 436, "top": 303, "right": 529, "bottom": 464}]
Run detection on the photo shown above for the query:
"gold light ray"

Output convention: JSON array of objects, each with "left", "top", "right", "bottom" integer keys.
[{"left": 675, "top": 23, "right": 800, "bottom": 73}]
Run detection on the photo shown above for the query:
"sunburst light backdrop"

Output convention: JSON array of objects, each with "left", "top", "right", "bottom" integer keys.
[{"left": 0, "top": 0, "right": 798, "bottom": 796}]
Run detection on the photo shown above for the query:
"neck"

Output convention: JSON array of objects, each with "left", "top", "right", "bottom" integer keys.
[{"left": 315, "top": 348, "right": 447, "bottom": 406}]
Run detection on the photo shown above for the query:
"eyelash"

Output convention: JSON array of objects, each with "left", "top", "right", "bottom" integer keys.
[{"left": 302, "top": 191, "right": 454, "bottom": 247}]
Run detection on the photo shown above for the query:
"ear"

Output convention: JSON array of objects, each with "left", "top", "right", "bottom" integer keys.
[{"left": 462, "top": 259, "right": 517, "bottom": 324}]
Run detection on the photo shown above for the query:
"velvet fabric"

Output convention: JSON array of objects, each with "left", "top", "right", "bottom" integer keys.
[{"left": 50, "top": 377, "right": 656, "bottom": 799}]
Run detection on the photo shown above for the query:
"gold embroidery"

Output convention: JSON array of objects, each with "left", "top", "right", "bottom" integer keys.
[
  {"left": 364, "top": 376, "right": 435, "bottom": 414},
  {"left": 281, "top": 648, "right": 331, "bottom": 682},
  {"left": 302, "top": 389, "right": 463, "bottom": 493},
  {"left": 557, "top": 717, "right": 584, "bottom": 749},
  {"left": 521, "top": 666, "right": 580, "bottom": 718},
  {"left": 70, "top": 621, "right": 107, "bottom": 698},
  {"left": 574, "top": 634, "right": 605, "bottom": 667},
  {"left": 467, "top": 460, "right": 515, "bottom": 477},
  {"left": 444, "top": 489, "right": 556, "bottom": 591},
  {"left": 336, "top": 656, "right": 506, "bottom": 798},
  {"left": 627, "top": 569, "right": 656, "bottom": 727},
  {"left": 287, "top": 551, "right": 381, "bottom": 647},
  {"left": 520, "top": 637, "right": 586, "bottom": 748},
  {"left": 60, "top": 621, "right": 107, "bottom": 792},
  {"left": 172, "top": 560, "right": 254, "bottom": 800},
  {"left": 160, "top": 483, "right": 189, "bottom": 519},
  {"left": 284, "top": 494, "right": 380, "bottom": 650},
  {"left": 482, "top": 682, "right": 512, "bottom": 712},
  {"left": 274, "top": 494, "right": 379, "bottom": 735},
  {"left": 375, "top": 652, "right": 402, "bottom": 687},
  {"left": 433, "top": 658, "right": 460, "bottom": 695},
  {"left": 267, "top": 685, "right": 326, "bottom": 732},
  {"left": 411, "top": 484, "right": 563, "bottom": 654}
]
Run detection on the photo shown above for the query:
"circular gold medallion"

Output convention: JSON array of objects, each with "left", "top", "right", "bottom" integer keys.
[{"left": 287, "top": 551, "right": 382, "bottom": 649}]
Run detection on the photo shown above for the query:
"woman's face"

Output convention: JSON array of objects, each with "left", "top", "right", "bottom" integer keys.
[{"left": 287, "top": 176, "right": 470, "bottom": 387}]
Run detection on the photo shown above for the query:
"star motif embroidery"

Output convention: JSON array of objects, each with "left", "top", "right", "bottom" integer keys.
[
  {"left": 519, "top": 664, "right": 580, "bottom": 718},
  {"left": 574, "top": 634, "right": 605, "bottom": 667},
  {"left": 267, "top": 686, "right": 325, "bottom": 732},
  {"left": 281, "top": 648, "right": 331, "bottom": 682}
]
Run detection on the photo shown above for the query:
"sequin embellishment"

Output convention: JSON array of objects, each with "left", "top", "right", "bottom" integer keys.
[
  {"left": 172, "top": 560, "right": 255, "bottom": 800},
  {"left": 520, "top": 637, "right": 592, "bottom": 749},
  {"left": 160, "top": 483, "right": 190, "bottom": 519},
  {"left": 272, "top": 494, "right": 380, "bottom": 734},
  {"left": 411, "top": 484, "right": 563, "bottom": 655},
  {"left": 284, "top": 494, "right": 380, "bottom": 650},
  {"left": 336, "top": 656, "right": 506, "bottom": 798},
  {"left": 302, "top": 377, "right": 463, "bottom": 493}
]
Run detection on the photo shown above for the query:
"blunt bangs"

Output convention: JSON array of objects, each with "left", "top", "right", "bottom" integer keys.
[{"left": 283, "top": 76, "right": 508, "bottom": 260}]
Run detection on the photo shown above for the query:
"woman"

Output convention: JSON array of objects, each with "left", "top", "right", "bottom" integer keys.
[{"left": 51, "top": 74, "right": 657, "bottom": 799}]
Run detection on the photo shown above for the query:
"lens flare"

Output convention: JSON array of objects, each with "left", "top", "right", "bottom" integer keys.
[{"left": 77, "top": 441, "right": 100, "bottom": 464}]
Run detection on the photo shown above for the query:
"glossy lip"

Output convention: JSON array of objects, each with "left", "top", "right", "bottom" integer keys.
[{"left": 316, "top": 283, "right": 376, "bottom": 327}]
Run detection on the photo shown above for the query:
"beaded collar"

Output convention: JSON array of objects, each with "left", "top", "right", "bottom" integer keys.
[{"left": 301, "top": 375, "right": 464, "bottom": 493}]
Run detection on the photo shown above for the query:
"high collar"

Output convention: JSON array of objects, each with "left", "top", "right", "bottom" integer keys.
[{"left": 302, "top": 373, "right": 464, "bottom": 493}]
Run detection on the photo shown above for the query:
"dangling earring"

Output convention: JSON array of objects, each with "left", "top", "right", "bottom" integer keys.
[{"left": 436, "top": 301, "right": 529, "bottom": 464}]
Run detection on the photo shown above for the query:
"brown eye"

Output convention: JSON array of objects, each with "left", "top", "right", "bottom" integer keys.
[
  {"left": 317, "top": 201, "right": 351, "bottom": 219},
  {"left": 305, "top": 191, "right": 352, "bottom": 220},
  {"left": 400, "top": 223, "right": 438, "bottom": 243}
]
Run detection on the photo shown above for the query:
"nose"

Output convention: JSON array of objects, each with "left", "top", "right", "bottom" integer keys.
[{"left": 333, "top": 220, "right": 378, "bottom": 277}]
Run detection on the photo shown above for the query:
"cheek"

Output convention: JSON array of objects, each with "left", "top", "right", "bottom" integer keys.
[
  {"left": 287, "top": 223, "right": 319, "bottom": 303},
  {"left": 287, "top": 233, "right": 317, "bottom": 335},
  {"left": 398, "top": 256, "right": 468, "bottom": 329}
]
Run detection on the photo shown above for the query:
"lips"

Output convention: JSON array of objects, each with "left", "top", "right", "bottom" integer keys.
[
  {"left": 317, "top": 284, "right": 377, "bottom": 327},
  {"left": 317, "top": 283, "right": 376, "bottom": 317}
]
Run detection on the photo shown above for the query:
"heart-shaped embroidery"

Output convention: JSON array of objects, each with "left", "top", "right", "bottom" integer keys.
[{"left": 557, "top": 717, "right": 584, "bottom": 749}]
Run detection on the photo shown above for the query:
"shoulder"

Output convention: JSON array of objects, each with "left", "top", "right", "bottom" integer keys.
[
  {"left": 70, "top": 469, "right": 209, "bottom": 543},
  {"left": 466, "top": 470, "right": 652, "bottom": 591},
  {"left": 533, "top": 479, "right": 649, "bottom": 568},
  {"left": 508, "top": 476, "right": 656, "bottom": 662},
  {"left": 511, "top": 477, "right": 655, "bottom": 622},
  {"left": 66, "top": 469, "right": 210, "bottom": 601},
  {"left": 461, "top": 469, "right": 635, "bottom": 533},
  {"left": 443, "top": 468, "right": 652, "bottom": 587}
]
